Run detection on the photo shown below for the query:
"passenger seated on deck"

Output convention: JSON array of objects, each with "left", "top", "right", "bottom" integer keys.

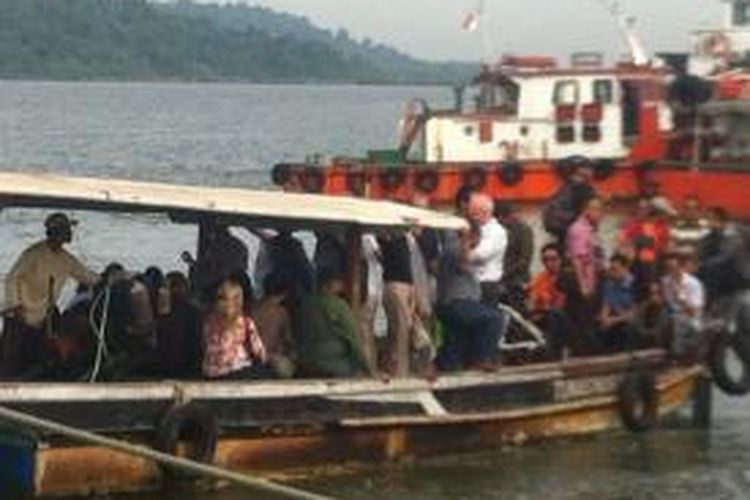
[
  {"left": 252, "top": 271, "right": 297, "bottom": 379},
  {"left": 662, "top": 252, "right": 706, "bottom": 362},
  {"left": 597, "top": 254, "right": 637, "bottom": 353},
  {"left": 95, "top": 263, "right": 160, "bottom": 379},
  {"left": 435, "top": 227, "right": 507, "bottom": 373},
  {"left": 293, "top": 269, "right": 368, "bottom": 378},
  {"left": 202, "top": 275, "right": 271, "bottom": 380},
  {"left": 631, "top": 281, "right": 673, "bottom": 350},
  {"left": 528, "top": 243, "right": 573, "bottom": 359},
  {"left": 156, "top": 271, "right": 202, "bottom": 379},
  {"left": 1, "top": 213, "right": 99, "bottom": 380}
]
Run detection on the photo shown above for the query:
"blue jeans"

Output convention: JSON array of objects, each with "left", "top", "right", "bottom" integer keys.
[{"left": 436, "top": 299, "right": 507, "bottom": 371}]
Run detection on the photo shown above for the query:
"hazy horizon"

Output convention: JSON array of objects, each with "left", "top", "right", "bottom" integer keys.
[{"left": 221, "top": 0, "right": 725, "bottom": 62}]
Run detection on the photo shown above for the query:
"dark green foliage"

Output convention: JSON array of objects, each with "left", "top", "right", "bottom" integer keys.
[{"left": 0, "top": 0, "right": 475, "bottom": 84}]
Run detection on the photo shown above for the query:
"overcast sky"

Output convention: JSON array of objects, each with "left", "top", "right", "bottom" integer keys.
[{"left": 234, "top": 0, "right": 725, "bottom": 62}]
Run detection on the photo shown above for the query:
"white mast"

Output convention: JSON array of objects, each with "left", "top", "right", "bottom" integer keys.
[{"left": 606, "top": 2, "right": 650, "bottom": 66}]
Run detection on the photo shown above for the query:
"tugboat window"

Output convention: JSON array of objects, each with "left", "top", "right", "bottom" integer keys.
[
  {"left": 734, "top": 2, "right": 750, "bottom": 26},
  {"left": 594, "top": 80, "right": 614, "bottom": 104},
  {"left": 553, "top": 80, "right": 580, "bottom": 105}
]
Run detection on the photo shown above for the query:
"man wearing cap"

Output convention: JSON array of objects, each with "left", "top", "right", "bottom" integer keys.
[{"left": 2, "top": 213, "right": 98, "bottom": 377}]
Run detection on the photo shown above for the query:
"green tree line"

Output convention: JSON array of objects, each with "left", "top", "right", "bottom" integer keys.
[{"left": 0, "top": 0, "right": 474, "bottom": 84}]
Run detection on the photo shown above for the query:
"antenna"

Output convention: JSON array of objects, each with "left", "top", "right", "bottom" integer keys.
[
  {"left": 599, "top": 0, "right": 651, "bottom": 66},
  {"left": 462, "top": 0, "right": 495, "bottom": 64}
]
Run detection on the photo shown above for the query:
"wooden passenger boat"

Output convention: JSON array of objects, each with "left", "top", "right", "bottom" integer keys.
[
  {"left": 0, "top": 172, "right": 713, "bottom": 497},
  {"left": 0, "top": 351, "right": 705, "bottom": 497}
]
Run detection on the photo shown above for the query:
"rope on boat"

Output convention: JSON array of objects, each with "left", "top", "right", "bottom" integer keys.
[
  {"left": 0, "top": 404, "right": 333, "bottom": 500},
  {"left": 88, "top": 284, "right": 111, "bottom": 382}
]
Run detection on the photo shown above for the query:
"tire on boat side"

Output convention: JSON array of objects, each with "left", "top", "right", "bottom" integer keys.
[
  {"left": 708, "top": 331, "right": 750, "bottom": 396},
  {"left": 463, "top": 166, "right": 488, "bottom": 190},
  {"left": 593, "top": 159, "right": 616, "bottom": 181},
  {"left": 271, "top": 163, "right": 293, "bottom": 186},
  {"left": 617, "top": 368, "right": 658, "bottom": 433},
  {"left": 498, "top": 161, "right": 524, "bottom": 187},
  {"left": 555, "top": 155, "right": 590, "bottom": 180},
  {"left": 301, "top": 167, "right": 326, "bottom": 193},
  {"left": 154, "top": 402, "right": 219, "bottom": 475},
  {"left": 379, "top": 168, "right": 407, "bottom": 192},
  {"left": 414, "top": 168, "right": 440, "bottom": 194}
]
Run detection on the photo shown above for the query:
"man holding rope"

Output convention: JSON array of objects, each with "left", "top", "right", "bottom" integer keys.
[{"left": 1, "top": 213, "right": 98, "bottom": 379}]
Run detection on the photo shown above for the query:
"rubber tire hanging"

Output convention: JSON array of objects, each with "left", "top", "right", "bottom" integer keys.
[
  {"left": 709, "top": 331, "right": 750, "bottom": 396},
  {"left": 154, "top": 402, "right": 219, "bottom": 476},
  {"left": 617, "top": 368, "right": 658, "bottom": 433}
]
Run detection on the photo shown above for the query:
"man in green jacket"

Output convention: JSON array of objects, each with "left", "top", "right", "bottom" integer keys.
[{"left": 294, "top": 269, "right": 368, "bottom": 378}]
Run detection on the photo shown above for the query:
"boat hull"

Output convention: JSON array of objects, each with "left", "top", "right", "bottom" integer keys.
[{"left": 0, "top": 352, "right": 704, "bottom": 497}]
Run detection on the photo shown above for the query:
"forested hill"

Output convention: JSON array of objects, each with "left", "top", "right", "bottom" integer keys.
[{"left": 0, "top": 0, "right": 475, "bottom": 84}]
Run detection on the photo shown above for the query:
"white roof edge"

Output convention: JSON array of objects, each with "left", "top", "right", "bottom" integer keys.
[{"left": 0, "top": 171, "right": 467, "bottom": 230}]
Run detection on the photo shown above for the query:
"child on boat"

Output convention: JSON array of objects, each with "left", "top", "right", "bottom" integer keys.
[{"left": 202, "top": 275, "right": 271, "bottom": 380}]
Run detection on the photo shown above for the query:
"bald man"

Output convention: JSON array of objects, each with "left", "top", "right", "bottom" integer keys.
[{"left": 466, "top": 193, "right": 508, "bottom": 307}]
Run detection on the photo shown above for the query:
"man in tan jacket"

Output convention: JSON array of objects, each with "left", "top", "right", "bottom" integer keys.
[{"left": 2, "top": 213, "right": 98, "bottom": 377}]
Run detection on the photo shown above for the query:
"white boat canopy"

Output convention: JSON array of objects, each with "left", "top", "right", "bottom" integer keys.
[{"left": 0, "top": 172, "right": 466, "bottom": 230}]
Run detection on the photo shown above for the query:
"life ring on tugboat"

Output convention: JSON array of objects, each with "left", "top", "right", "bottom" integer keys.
[
  {"left": 379, "top": 168, "right": 407, "bottom": 192},
  {"left": 617, "top": 367, "right": 658, "bottom": 433},
  {"left": 593, "top": 159, "right": 616, "bottom": 181},
  {"left": 271, "top": 163, "right": 293, "bottom": 187},
  {"left": 414, "top": 169, "right": 440, "bottom": 194},
  {"left": 463, "top": 166, "right": 488, "bottom": 190},
  {"left": 497, "top": 162, "right": 524, "bottom": 187},
  {"left": 154, "top": 402, "right": 218, "bottom": 473},
  {"left": 301, "top": 167, "right": 326, "bottom": 193}
]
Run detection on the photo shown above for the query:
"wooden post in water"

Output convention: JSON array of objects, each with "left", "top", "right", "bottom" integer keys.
[{"left": 691, "top": 373, "right": 713, "bottom": 428}]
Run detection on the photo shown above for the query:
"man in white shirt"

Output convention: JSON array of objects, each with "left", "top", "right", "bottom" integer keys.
[
  {"left": 466, "top": 193, "right": 508, "bottom": 307},
  {"left": 662, "top": 252, "right": 705, "bottom": 359},
  {"left": 2, "top": 213, "right": 99, "bottom": 377}
]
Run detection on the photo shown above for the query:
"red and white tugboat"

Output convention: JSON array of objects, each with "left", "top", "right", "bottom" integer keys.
[{"left": 272, "top": 0, "right": 750, "bottom": 219}]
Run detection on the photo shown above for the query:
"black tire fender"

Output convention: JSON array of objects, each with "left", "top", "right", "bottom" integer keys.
[
  {"left": 555, "top": 155, "right": 591, "bottom": 180},
  {"left": 463, "top": 166, "right": 488, "bottom": 190},
  {"left": 617, "top": 368, "right": 658, "bottom": 433},
  {"left": 593, "top": 159, "right": 616, "bottom": 181},
  {"left": 498, "top": 162, "right": 524, "bottom": 186},
  {"left": 709, "top": 331, "right": 750, "bottom": 396},
  {"left": 271, "top": 163, "right": 293, "bottom": 186},
  {"left": 414, "top": 169, "right": 440, "bottom": 194},
  {"left": 301, "top": 167, "right": 326, "bottom": 193},
  {"left": 154, "top": 402, "right": 218, "bottom": 469},
  {"left": 379, "top": 168, "right": 407, "bottom": 191}
]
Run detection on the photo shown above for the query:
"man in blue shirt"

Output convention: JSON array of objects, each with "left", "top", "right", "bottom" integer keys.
[{"left": 598, "top": 254, "right": 637, "bottom": 353}]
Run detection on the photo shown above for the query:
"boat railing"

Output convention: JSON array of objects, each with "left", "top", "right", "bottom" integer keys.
[{"left": 497, "top": 303, "right": 547, "bottom": 352}]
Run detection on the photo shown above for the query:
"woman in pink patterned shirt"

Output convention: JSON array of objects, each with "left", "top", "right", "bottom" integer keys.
[{"left": 202, "top": 275, "right": 270, "bottom": 380}]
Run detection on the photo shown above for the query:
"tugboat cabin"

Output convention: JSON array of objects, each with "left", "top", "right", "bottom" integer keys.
[{"left": 425, "top": 54, "right": 671, "bottom": 165}]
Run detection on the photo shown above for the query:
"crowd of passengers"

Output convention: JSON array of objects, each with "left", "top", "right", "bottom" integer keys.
[{"left": 0, "top": 160, "right": 748, "bottom": 382}]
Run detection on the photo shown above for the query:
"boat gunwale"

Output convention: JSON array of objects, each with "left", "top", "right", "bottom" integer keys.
[{"left": 0, "top": 349, "right": 669, "bottom": 404}]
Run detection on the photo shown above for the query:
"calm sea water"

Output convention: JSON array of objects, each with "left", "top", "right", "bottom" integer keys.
[{"left": 0, "top": 81, "right": 749, "bottom": 500}]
